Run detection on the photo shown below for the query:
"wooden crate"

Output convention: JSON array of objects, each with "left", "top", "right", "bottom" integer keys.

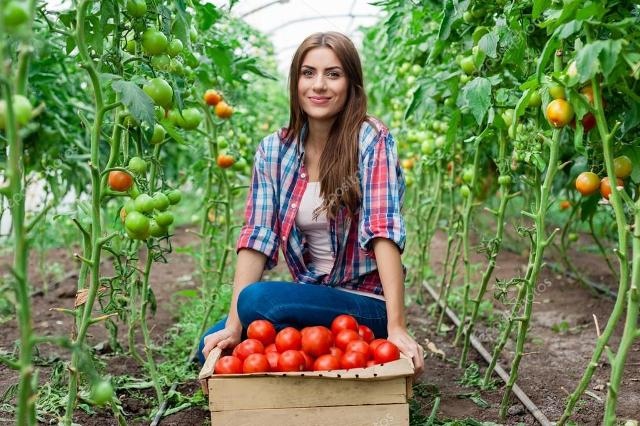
[{"left": 198, "top": 347, "right": 415, "bottom": 426}]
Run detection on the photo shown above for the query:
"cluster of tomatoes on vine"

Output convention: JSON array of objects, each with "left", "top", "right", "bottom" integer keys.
[{"left": 214, "top": 315, "right": 401, "bottom": 375}]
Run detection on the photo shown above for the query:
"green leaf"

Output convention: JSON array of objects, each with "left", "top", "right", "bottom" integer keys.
[
  {"left": 536, "top": 36, "right": 559, "bottom": 83},
  {"left": 575, "top": 40, "right": 622, "bottom": 83},
  {"left": 197, "top": 2, "right": 222, "bottom": 31},
  {"left": 111, "top": 80, "right": 155, "bottom": 127},
  {"left": 556, "top": 20, "right": 582, "bottom": 39},
  {"left": 478, "top": 32, "right": 498, "bottom": 58},
  {"left": 458, "top": 77, "right": 491, "bottom": 125},
  {"left": 437, "top": 0, "right": 455, "bottom": 41},
  {"left": 580, "top": 194, "right": 599, "bottom": 222},
  {"left": 532, "top": 0, "right": 550, "bottom": 19},
  {"left": 405, "top": 85, "right": 426, "bottom": 119},
  {"left": 599, "top": 39, "right": 623, "bottom": 78},
  {"left": 160, "top": 119, "right": 186, "bottom": 145}
]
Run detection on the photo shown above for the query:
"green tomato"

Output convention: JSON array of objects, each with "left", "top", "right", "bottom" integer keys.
[
  {"left": 143, "top": 77, "right": 173, "bottom": 109},
  {"left": 149, "top": 219, "right": 168, "bottom": 238},
  {"left": 501, "top": 109, "right": 515, "bottom": 127},
  {"left": 189, "top": 26, "right": 197, "bottom": 44},
  {"left": 128, "top": 183, "right": 140, "bottom": 199},
  {"left": 152, "top": 192, "right": 170, "bottom": 211},
  {"left": 549, "top": 85, "right": 566, "bottom": 100},
  {"left": 125, "top": 39, "right": 137, "bottom": 54},
  {"left": 460, "top": 185, "right": 471, "bottom": 198},
  {"left": 568, "top": 232, "right": 579, "bottom": 242},
  {"left": 134, "top": 194, "right": 155, "bottom": 213},
  {"left": 151, "top": 54, "right": 171, "bottom": 71},
  {"left": 167, "top": 39, "right": 183, "bottom": 57},
  {"left": 460, "top": 56, "right": 476, "bottom": 75},
  {"left": 462, "top": 168, "right": 474, "bottom": 184},
  {"left": 169, "top": 58, "right": 185, "bottom": 75},
  {"left": 170, "top": 108, "right": 202, "bottom": 130},
  {"left": 613, "top": 155, "right": 632, "bottom": 179},
  {"left": 472, "top": 26, "right": 489, "bottom": 45},
  {"left": 498, "top": 175, "right": 512, "bottom": 185},
  {"left": 123, "top": 198, "right": 136, "bottom": 214},
  {"left": 150, "top": 124, "right": 165, "bottom": 144},
  {"left": 128, "top": 156, "right": 147, "bottom": 175},
  {"left": 410, "top": 64, "right": 422, "bottom": 76},
  {"left": 421, "top": 139, "right": 435, "bottom": 155},
  {"left": 142, "top": 28, "right": 168, "bottom": 56},
  {"left": 166, "top": 189, "right": 182, "bottom": 205},
  {"left": 91, "top": 381, "right": 113, "bottom": 406},
  {"left": 0, "top": 95, "right": 33, "bottom": 129},
  {"left": 155, "top": 211, "right": 174, "bottom": 227},
  {"left": 435, "top": 135, "right": 446, "bottom": 148},
  {"left": 462, "top": 11, "right": 474, "bottom": 23},
  {"left": 184, "top": 54, "right": 199, "bottom": 69},
  {"left": 3, "top": 1, "right": 29, "bottom": 28},
  {"left": 217, "top": 136, "right": 229, "bottom": 149},
  {"left": 125, "top": 211, "right": 150, "bottom": 235},
  {"left": 232, "top": 157, "right": 248, "bottom": 172},
  {"left": 126, "top": 0, "right": 147, "bottom": 18},
  {"left": 398, "top": 62, "right": 411, "bottom": 76},
  {"left": 528, "top": 91, "right": 542, "bottom": 108},
  {"left": 460, "top": 74, "right": 471, "bottom": 84}
]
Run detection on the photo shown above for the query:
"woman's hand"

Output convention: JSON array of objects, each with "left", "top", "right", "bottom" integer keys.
[
  {"left": 201, "top": 324, "right": 242, "bottom": 361},
  {"left": 386, "top": 325, "right": 425, "bottom": 377}
]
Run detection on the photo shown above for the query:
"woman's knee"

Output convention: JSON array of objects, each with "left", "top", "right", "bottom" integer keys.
[{"left": 237, "top": 281, "right": 272, "bottom": 325}]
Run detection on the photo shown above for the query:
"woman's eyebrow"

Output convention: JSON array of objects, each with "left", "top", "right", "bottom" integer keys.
[{"left": 301, "top": 65, "right": 343, "bottom": 71}]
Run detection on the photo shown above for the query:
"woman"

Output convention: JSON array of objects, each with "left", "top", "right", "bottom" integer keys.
[{"left": 199, "top": 32, "right": 424, "bottom": 376}]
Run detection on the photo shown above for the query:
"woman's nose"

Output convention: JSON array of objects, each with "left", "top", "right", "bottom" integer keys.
[{"left": 312, "top": 75, "right": 327, "bottom": 91}]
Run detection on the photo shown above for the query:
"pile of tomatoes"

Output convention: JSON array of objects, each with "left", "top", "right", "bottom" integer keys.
[{"left": 213, "top": 315, "right": 401, "bottom": 375}]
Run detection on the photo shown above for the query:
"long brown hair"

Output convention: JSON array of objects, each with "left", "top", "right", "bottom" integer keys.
[{"left": 287, "top": 32, "right": 368, "bottom": 220}]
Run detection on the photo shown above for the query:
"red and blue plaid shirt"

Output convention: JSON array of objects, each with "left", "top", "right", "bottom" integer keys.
[{"left": 236, "top": 117, "right": 406, "bottom": 296}]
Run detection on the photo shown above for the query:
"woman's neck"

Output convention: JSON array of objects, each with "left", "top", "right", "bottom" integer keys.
[{"left": 305, "top": 118, "right": 334, "bottom": 152}]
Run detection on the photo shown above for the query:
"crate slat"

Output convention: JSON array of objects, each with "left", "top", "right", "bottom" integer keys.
[
  {"left": 209, "top": 375, "right": 409, "bottom": 411},
  {"left": 211, "top": 403, "right": 409, "bottom": 426}
]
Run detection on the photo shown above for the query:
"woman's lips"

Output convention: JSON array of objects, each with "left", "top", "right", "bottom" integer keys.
[{"left": 309, "top": 96, "right": 331, "bottom": 105}]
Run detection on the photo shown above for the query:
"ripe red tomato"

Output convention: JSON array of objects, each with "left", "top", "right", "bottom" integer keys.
[
  {"left": 108, "top": 170, "right": 133, "bottom": 192},
  {"left": 214, "top": 355, "right": 243, "bottom": 374},
  {"left": 313, "top": 354, "right": 341, "bottom": 371},
  {"left": 346, "top": 340, "right": 370, "bottom": 358},
  {"left": 368, "top": 338, "right": 387, "bottom": 359},
  {"left": 264, "top": 343, "right": 278, "bottom": 353},
  {"left": 373, "top": 341, "right": 400, "bottom": 364},
  {"left": 331, "top": 314, "right": 359, "bottom": 336},
  {"left": 266, "top": 352, "right": 280, "bottom": 371},
  {"left": 275, "top": 327, "right": 302, "bottom": 352},
  {"left": 243, "top": 353, "right": 270, "bottom": 373},
  {"left": 299, "top": 351, "right": 315, "bottom": 371},
  {"left": 600, "top": 176, "right": 623, "bottom": 200},
  {"left": 247, "top": 320, "right": 276, "bottom": 346},
  {"left": 546, "top": 99, "right": 574, "bottom": 128},
  {"left": 277, "top": 350, "right": 305, "bottom": 372},
  {"left": 334, "top": 329, "right": 361, "bottom": 351},
  {"left": 341, "top": 351, "right": 368, "bottom": 369},
  {"left": 366, "top": 359, "right": 376, "bottom": 367},
  {"left": 575, "top": 172, "right": 600, "bottom": 196},
  {"left": 357, "top": 325, "right": 375, "bottom": 343},
  {"left": 234, "top": 338, "right": 264, "bottom": 361},
  {"left": 329, "top": 347, "right": 343, "bottom": 360},
  {"left": 301, "top": 326, "right": 333, "bottom": 357}
]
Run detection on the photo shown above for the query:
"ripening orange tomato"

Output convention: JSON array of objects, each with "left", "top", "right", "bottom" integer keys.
[
  {"left": 203, "top": 89, "right": 222, "bottom": 106},
  {"left": 546, "top": 99, "right": 574, "bottom": 128},
  {"left": 600, "top": 176, "right": 623, "bottom": 200},
  {"left": 575, "top": 172, "right": 600, "bottom": 196},
  {"left": 215, "top": 101, "right": 233, "bottom": 119},
  {"left": 108, "top": 171, "right": 133, "bottom": 192},
  {"left": 216, "top": 153, "right": 235, "bottom": 169}
]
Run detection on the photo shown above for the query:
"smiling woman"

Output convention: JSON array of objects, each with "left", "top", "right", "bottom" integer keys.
[{"left": 199, "top": 31, "right": 425, "bottom": 376}]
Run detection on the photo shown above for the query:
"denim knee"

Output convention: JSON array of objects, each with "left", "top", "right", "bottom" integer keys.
[{"left": 237, "top": 281, "right": 270, "bottom": 326}]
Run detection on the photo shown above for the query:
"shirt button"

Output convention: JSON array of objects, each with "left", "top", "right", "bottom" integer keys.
[
  {"left": 300, "top": 173, "right": 306, "bottom": 178},
  {"left": 291, "top": 202, "right": 297, "bottom": 208},
  {"left": 282, "top": 236, "right": 286, "bottom": 242}
]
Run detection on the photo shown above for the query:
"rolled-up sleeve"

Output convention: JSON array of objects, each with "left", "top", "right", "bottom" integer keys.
[
  {"left": 236, "top": 137, "right": 280, "bottom": 269},
  {"left": 359, "top": 130, "right": 406, "bottom": 256}
]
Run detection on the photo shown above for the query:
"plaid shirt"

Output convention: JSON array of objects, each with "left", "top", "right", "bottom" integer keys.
[{"left": 236, "top": 117, "right": 406, "bottom": 296}]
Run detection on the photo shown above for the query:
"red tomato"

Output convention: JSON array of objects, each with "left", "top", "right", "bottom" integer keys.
[
  {"left": 275, "top": 327, "right": 302, "bottom": 352},
  {"left": 366, "top": 359, "right": 376, "bottom": 367},
  {"left": 313, "top": 354, "right": 341, "bottom": 371},
  {"left": 214, "top": 356, "right": 243, "bottom": 374},
  {"left": 301, "top": 326, "right": 333, "bottom": 357},
  {"left": 334, "top": 329, "right": 361, "bottom": 351},
  {"left": 358, "top": 325, "right": 375, "bottom": 343},
  {"left": 299, "top": 351, "right": 315, "bottom": 371},
  {"left": 277, "top": 350, "right": 305, "bottom": 372},
  {"left": 266, "top": 352, "right": 280, "bottom": 371},
  {"left": 234, "top": 338, "right": 264, "bottom": 361},
  {"left": 329, "top": 347, "right": 343, "bottom": 360},
  {"left": 368, "top": 338, "right": 386, "bottom": 358},
  {"left": 242, "top": 353, "right": 270, "bottom": 373},
  {"left": 600, "top": 176, "right": 624, "bottom": 200},
  {"left": 247, "top": 320, "right": 276, "bottom": 346},
  {"left": 264, "top": 343, "right": 278, "bottom": 353},
  {"left": 341, "top": 351, "right": 368, "bottom": 369},
  {"left": 331, "top": 314, "right": 359, "bottom": 336},
  {"left": 346, "top": 340, "right": 370, "bottom": 358},
  {"left": 373, "top": 341, "right": 400, "bottom": 364}
]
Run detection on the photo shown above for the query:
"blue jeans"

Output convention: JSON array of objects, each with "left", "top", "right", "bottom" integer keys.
[{"left": 197, "top": 281, "right": 388, "bottom": 364}]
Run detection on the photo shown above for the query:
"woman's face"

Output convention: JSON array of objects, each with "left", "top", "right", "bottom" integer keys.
[{"left": 297, "top": 47, "right": 348, "bottom": 123}]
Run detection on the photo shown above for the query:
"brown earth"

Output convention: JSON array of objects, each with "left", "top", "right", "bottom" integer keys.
[{"left": 1, "top": 226, "right": 639, "bottom": 425}]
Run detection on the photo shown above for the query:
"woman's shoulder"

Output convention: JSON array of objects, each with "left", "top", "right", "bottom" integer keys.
[{"left": 359, "top": 116, "right": 392, "bottom": 153}]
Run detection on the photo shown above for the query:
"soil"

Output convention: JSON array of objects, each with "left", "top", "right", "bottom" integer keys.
[{"left": 1, "top": 226, "right": 639, "bottom": 425}]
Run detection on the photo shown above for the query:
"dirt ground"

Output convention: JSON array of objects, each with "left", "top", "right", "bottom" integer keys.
[{"left": 1, "top": 225, "right": 639, "bottom": 425}]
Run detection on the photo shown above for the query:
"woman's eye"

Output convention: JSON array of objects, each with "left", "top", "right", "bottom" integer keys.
[
  {"left": 327, "top": 72, "right": 340, "bottom": 78},
  {"left": 302, "top": 69, "right": 313, "bottom": 76}
]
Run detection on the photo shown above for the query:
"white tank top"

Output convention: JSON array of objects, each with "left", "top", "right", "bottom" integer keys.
[{"left": 295, "top": 181, "right": 386, "bottom": 302}]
